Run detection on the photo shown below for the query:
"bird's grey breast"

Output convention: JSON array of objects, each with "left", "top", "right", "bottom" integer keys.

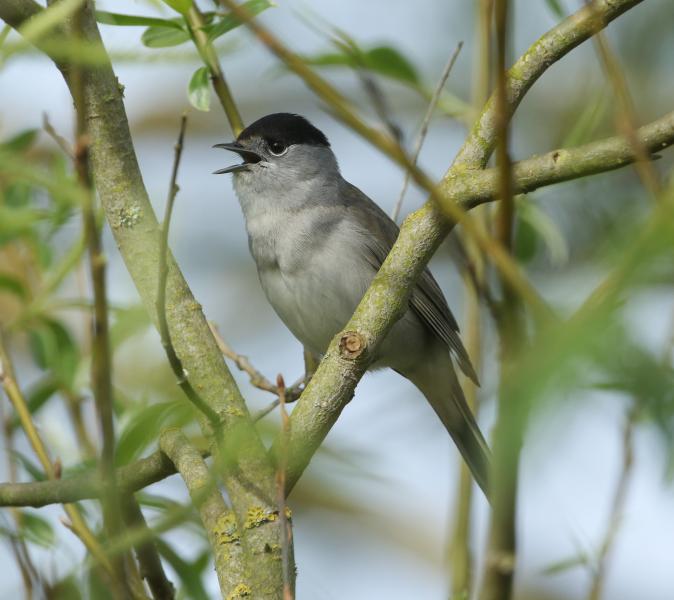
[{"left": 235, "top": 179, "right": 368, "bottom": 353}]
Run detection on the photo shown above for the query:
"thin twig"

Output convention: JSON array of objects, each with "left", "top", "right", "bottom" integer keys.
[
  {"left": 480, "top": 2, "right": 523, "bottom": 598},
  {"left": 275, "top": 375, "right": 294, "bottom": 600},
  {"left": 587, "top": 406, "right": 636, "bottom": 600},
  {"left": 391, "top": 42, "right": 463, "bottom": 222},
  {"left": 42, "top": 112, "right": 73, "bottom": 158},
  {"left": 157, "top": 115, "right": 220, "bottom": 425},
  {"left": 208, "top": 322, "right": 306, "bottom": 408},
  {"left": 587, "top": 7, "right": 661, "bottom": 200}
]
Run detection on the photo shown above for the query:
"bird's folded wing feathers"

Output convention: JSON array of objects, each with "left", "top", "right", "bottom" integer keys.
[{"left": 342, "top": 182, "right": 479, "bottom": 385}]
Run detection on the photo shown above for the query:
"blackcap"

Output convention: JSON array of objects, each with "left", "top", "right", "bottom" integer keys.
[{"left": 215, "top": 113, "right": 491, "bottom": 496}]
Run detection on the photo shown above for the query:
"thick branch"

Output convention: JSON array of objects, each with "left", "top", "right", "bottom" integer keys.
[{"left": 159, "top": 429, "right": 244, "bottom": 598}]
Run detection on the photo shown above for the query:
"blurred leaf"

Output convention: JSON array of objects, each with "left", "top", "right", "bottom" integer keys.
[
  {"left": 155, "top": 540, "right": 210, "bottom": 600},
  {"left": 18, "top": 0, "right": 85, "bottom": 44},
  {"left": 188, "top": 66, "right": 211, "bottom": 112},
  {"left": 9, "top": 450, "right": 46, "bottom": 481},
  {"left": 561, "top": 91, "right": 610, "bottom": 148},
  {"left": 95, "top": 11, "right": 184, "bottom": 29},
  {"left": 303, "top": 44, "right": 419, "bottom": 86},
  {"left": 514, "top": 213, "right": 538, "bottom": 263},
  {"left": 0, "top": 129, "right": 39, "bottom": 153},
  {"left": 9, "top": 376, "right": 60, "bottom": 432},
  {"left": 110, "top": 305, "right": 151, "bottom": 350},
  {"left": 47, "top": 575, "right": 83, "bottom": 600},
  {"left": 0, "top": 206, "right": 45, "bottom": 238},
  {"left": 28, "top": 317, "right": 80, "bottom": 388},
  {"left": 541, "top": 552, "right": 589, "bottom": 575},
  {"left": 544, "top": 0, "right": 566, "bottom": 18},
  {"left": 141, "top": 25, "right": 190, "bottom": 48},
  {"left": 20, "top": 511, "right": 55, "bottom": 548},
  {"left": 162, "top": 0, "right": 194, "bottom": 15},
  {"left": 0, "top": 273, "right": 28, "bottom": 299},
  {"left": 116, "top": 400, "right": 195, "bottom": 465},
  {"left": 518, "top": 198, "right": 569, "bottom": 265},
  {"left": 205, "top": 0, "right": 274, "bottom": 41},
  {"left": 362, "top": 46, "right": 419, "bottom": 85}
]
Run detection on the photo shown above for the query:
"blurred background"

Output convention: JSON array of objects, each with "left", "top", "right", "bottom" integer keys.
[{"left": 1, "top": 0, "right": 673, "bottom": 598}]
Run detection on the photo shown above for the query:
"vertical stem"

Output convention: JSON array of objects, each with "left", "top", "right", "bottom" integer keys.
[
  {"left": 448, "top": 5, "right": 493, "bottom": 596},
  {"left": 275, "top": 375, "right": 294, "bottom": 600},
  {"left": 72, "top": 4, "right": 137, "bottom": 595},
  {"left": 481, "top": 2, "right": 524, "bottom": 600}
]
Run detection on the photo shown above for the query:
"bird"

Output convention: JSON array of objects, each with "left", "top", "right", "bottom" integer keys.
[{"left": 214, "top": 113, "right": 491, "bottom": 497}]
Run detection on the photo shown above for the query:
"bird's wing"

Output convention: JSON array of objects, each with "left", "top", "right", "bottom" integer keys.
[{"left": 341, "top": 181, "right": 479, "bottom": 384}]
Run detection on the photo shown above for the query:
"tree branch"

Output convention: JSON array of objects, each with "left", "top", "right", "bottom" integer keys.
[
  {"left": 0, "top": 449, "right": 185, "bottom": 508},
  {"left": 159, "top": 429, "right": 245, "bottom": 598}
]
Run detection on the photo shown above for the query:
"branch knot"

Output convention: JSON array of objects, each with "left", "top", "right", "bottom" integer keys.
[{"left": 339, "top": 331, "right": 367, "bottom": 360}]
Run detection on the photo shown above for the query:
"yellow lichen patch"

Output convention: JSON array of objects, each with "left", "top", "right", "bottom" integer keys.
[
  {"left": 226, "top": 583, "right": 252, "bottom": 599},
  {"left": 214, "top": 511, "right": 239, "bottom": 544},
  {"left": 244, "top": 506, "right": 278, "bottom": 529}
]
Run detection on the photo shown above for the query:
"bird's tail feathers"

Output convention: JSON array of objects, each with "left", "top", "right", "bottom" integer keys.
[{"left": 409, "top": 360, "right": 491, "bottom": 500}]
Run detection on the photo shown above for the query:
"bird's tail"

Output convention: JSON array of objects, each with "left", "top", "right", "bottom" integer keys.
[{"left": 407, "top": 358, "right": 491, "bottom": 500}]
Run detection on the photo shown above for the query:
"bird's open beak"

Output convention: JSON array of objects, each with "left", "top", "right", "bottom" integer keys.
[{"left": 212, "top": 142, "right": 262, "bottom": 174}]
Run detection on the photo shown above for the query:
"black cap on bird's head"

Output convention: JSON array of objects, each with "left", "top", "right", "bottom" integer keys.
[{"left": 213, "top": 113, "right": 330, "bottom": 174}]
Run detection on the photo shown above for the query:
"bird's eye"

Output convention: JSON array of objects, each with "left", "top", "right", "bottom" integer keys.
[{"left": 268, "top": 141, "right": 287, "bottom": 156}]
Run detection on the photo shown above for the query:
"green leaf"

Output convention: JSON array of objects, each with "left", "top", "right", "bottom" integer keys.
[
  {"left": 9, "top": 451, "right": 46, "bottom": 481},
  {"left": 518, "top": 199, "right": 569, "bottom": 265},
  {"left": 95, "top": 11, "right": 184, "bottom": 30},
  {"left": 20, "top": 511, "right": 55, "bottom": 548},
  {"left": 156, "top": 541, "right": 210, "bottom": 600},
  {"left": 9, "top": 376, "right": 60, "bottom": 432},
  {"left": 206, "top": 0, "right": 274, "bottom": 41},
  {"left": 116, "top": 400, "right": 194, "bottom": 465},
  {"left": 0, "top": 129, "right": 39, "bottom": 152},
  {"left": 28, "top": 318, "right": 80, "bottom": 387},
  {"left": 0, "top": 273, "right": 27, "bottom": 299},
  {"left": 161, "top": 0, "right": 194, "bottom": 15},
  {"left": 110, "top": 305, "right": 150, "bottom": 350},
  {"left": 141, "top": 25, "right": 191, "bottom": 48},
  {"left": 188, "top": 66, "right": 211, "bottom": 112},
  {"left": 363, "top": 46, "right": 419, "bottom": 85},
  {"left": 302, "top": 44, "right": 419, "bottom": 86},
  {"left": 514, "top": 213, "right": 538, "bottom": 263},
  {"left": 544, "top": 0, "right": 566, "bottom": 19},
  {"left": 18, "top": 0, "right": 85, "bottom": 44}
]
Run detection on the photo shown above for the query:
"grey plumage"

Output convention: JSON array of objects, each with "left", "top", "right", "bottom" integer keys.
[{"left": 215, "top": 113, "right": 491, "bottom": 497}]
